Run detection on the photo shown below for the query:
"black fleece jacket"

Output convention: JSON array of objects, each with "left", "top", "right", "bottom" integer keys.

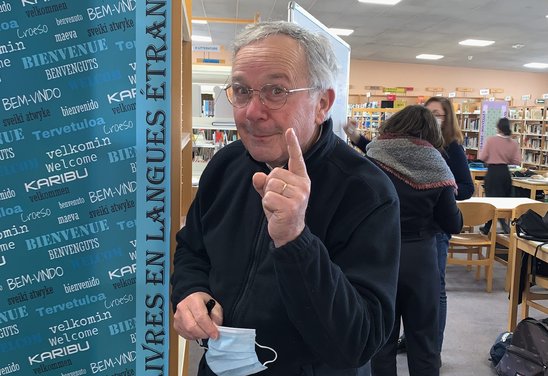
[{"left": 171, "top": 119, "right": 401, "bottom": 375}]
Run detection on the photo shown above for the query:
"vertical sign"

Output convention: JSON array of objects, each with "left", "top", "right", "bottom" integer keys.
[
  {"left": 136, "top": 1, "right": 172, "bottom": 375},
  {"left": 0, "top": 1, "right": 139, "bottom": 375},
  {"left": 479, "top": 101, "right": 508, "bottom": 150},
  {"left": 289, "top": 2, "right": 350, "bottom": 141}
]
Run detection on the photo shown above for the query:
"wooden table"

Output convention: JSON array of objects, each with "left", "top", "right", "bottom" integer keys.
[
  {"left": 469, "top": 168, "right": 487, "bottom": 181},
  {"left": 462, "top": 198, "right": 537, "bottom": 287},
  {"left": 508, "top": 237, "right": 548, "bottom": 330},
  {"left": 512, "top": 178, "right": 548, "bottom": 200},
  {"left": 463, "top": 197, "right": 538, "bottom": 220},
  {"left": 464, "top": 198, "right": 537, "bottom": 284},
  {"left": 469, "top": 168, "right": 487, "bottom": 197},
  {"left": 469, "top": 166, "right": 523, "bottom": 182}
]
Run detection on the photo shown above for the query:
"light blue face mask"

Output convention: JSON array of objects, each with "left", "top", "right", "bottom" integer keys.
[{"left": 204, "top": 326, "right": 277, "bottom": 376}]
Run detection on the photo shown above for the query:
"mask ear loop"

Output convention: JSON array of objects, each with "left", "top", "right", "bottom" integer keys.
[{"left": 255, "top": 342, "right": 278, "bottom": 366}]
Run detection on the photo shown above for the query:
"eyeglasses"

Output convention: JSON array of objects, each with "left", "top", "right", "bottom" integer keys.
[{"left": 225, "top": 83, "right": 315, "bottom": 110}]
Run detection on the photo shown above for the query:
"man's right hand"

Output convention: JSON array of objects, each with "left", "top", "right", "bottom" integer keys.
[{"left": 173, "top": 292, "right": 223, "bottom": 340}]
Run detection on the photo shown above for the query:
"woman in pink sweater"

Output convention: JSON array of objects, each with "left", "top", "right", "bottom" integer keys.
[{"left": 478, "top": 117, "right": 521, "bottom": 234}]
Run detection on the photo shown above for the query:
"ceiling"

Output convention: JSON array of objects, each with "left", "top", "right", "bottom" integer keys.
[{"left": 191, "top": 0, "right": 548, "bottom": 73}]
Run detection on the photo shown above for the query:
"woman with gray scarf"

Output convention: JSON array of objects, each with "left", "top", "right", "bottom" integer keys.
[{"left": 363, "top": 105, "right": 463, "bottom": 376}]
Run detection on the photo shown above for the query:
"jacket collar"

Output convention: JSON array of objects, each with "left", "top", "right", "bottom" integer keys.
[{"left": 302, "top": 118, "right": 336, "bottom": 168}]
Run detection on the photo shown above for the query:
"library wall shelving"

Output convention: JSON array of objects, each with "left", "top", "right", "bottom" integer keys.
[
  {"left": 349, "top": 107, "right": 400, "bottom": 140},
  {"left": 459, "top": 113, "right": 481, "bottom": 155},
  {"left": 191, "top": 64, "right": 235, "bottom": 193},
  {"left": 348, "top": 94, "right": 485, "bottom": 155},
  {"left": 508, "top": 104, "right": 547, "bottom": 169},
  {"left": 191, "top": 116, "right": 237, "bottom": 186},
  {"left": 455, "top": 100, "right": 482, "bottom": 158},
  {"left": 348, "top": 93, "right": 423, "bottom": 107}
]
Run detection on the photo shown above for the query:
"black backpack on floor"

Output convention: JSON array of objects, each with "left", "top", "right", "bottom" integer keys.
[
  {"left": 495, "top": 317, "right": 548, "bottom": 376},
  {"left": 489, "top": 331, "right": 513, "bottom": 367}
]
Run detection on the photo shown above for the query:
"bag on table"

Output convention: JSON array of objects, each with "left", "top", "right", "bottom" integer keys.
[
  {"left": 514, "top": 209, "right": 548, "bottom": 242},
  {"left": 512, "top": 210, "right": 548, "bottom": 302},
  {"left": 513, "top": 209, "right": 548, "bottom": 281},
  {"left": 495, "top": 317, "right": 548, "bottom": 376}
]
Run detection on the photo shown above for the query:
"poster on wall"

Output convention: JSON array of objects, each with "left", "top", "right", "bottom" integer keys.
[
  {"left": 0, "top": 1, "right": 140, "bottom": 375},
  {"left": 479, "top": 101, "right": 508, "bottom": 150}
]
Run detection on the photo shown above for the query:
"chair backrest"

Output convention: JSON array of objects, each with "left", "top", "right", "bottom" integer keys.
[
  {"left": 457, "top": 201, "right": 497, "bottom": 227},
  {"left": 512, "top": 202, "right": 548, "bottom": 221}
]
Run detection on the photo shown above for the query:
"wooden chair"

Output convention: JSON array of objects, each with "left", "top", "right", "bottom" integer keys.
[
  {"left": 497, "top": 202, "right": 548, "bottom": 291},
  {"left": 514, "top": 203, "right": 548, "bottom": 318},
  {"left": 473, "top": 180, "right": 485, "bottom": 197},
  {"left": 494, "top": 231, "right": 512, "bottom": 292},
  {"left": 522, "top": 258, "right": 548, "bottom": 318},
  {"left": 448, "top": 201, "right": 497, "bottom": 292}
]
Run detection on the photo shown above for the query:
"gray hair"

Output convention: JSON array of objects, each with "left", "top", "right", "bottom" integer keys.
[{"left": 232, "top": 21, "right": 338, "bottom": 92}]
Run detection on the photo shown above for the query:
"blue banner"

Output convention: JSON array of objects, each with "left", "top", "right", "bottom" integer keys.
[
  {"left": 0, "top": 1, "right": 140, "bottom": 375},
  {"left": 135, "top": 0, "right": 172, "bottom": 375}
]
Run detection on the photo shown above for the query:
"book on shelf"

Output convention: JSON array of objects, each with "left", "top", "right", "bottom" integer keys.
[{"left": 527, "top": 108, "right": 543, "bottom": 120}]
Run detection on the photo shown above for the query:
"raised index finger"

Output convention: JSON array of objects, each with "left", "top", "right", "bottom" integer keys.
[{"left": 285, "top": 128, "right": 308, "bottom": 177}]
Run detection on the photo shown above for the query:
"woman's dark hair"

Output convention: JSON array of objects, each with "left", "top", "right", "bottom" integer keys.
[
  {"left": 497, "top": 117, "right": 512, "bottom": 136},
  {"left": 379, "top": 105, "right": 443, "bottom": 148}
]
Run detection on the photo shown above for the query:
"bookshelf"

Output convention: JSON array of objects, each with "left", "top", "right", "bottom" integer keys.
[
  {"left": 452, "top": 98, "right": 481, "bottom": 154},
  {"left": 191, "top": 116, "right": 237, "bottom": 185},
  {"left": 507, "top": 105, "right": 547, "bottom": 168},
  {"left": 349, "top": 95, "right": 484, "bottom": 154},
  {"left": 458, "top": 112, "right": 481, "bottom": 156},
  {"left": 191, "top": 64, "right": 234, "bottom": 191},
  {"left": 349, "top": 107, "right": 400, "bottom": 140}
]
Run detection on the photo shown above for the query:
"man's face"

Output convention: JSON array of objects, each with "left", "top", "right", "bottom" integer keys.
[{"left": 230, "top": 35, "right": 329, "bottom": 167}]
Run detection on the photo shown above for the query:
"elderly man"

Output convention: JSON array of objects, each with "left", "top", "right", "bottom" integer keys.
[{"left": 171, "top": 21, "right": 400, "bottom": 375}]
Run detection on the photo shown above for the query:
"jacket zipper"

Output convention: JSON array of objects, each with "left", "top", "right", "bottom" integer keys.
[{"left": 228, "top": 215, "right": 268, "bottom": 324}]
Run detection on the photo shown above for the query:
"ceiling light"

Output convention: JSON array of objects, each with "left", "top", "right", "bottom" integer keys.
[
  {"left": 192, "top": 19, "right": 208, "bottom": 25},
  {"left": 459, "top": 39, "right": 495, "bottom": 47},
  {"left": 512, "top": 43, "right": 525, "bottom": 49},
  {"left": 416, "top": 54, "right": 444, "bottom": 60},
  {"left": 192, "top": 35, "right": 212, "bottom": 43},
  {"left": 358, "top": 0, "right": 402, "bottom": 5},
  {"left": 523, "top": 62, "right": 548, "bottom": 69},
  {"left": 329, "top": 28, "right": 354, "bottom": 36}
]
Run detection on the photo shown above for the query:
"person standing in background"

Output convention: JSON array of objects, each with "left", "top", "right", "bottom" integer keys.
[
  {"left": 479, "top": 117, "right": 521, "bottom": 234},
  {"left": 424, "top": 96, "right": 474, "bottom": 354},
  {"left": 344, "top": 116, "right": 369, "bottom": 149},
  {"left": 344, "top": 97, "right": 474, "bottom": 356},
  {"left": 365, "top": 105, "right": 463, "bottom": 376},
  {"left": 171, "top": 21, "right": 401, "bottom": 375}
]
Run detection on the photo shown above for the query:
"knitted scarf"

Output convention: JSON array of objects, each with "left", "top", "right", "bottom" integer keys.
[{"left": 366, "top": 135, "right": 457, "bottom": 191}]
